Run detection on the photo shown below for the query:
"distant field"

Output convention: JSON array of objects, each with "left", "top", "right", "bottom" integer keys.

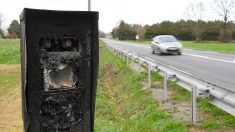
[
  {"left": 182, "top": 41, "right": 235, "bottom": 53},
  {"left": 0, "top": 39, "right": 20, "bottom": 64},
  {"left": 123, "top": 40, "right": 235, "bottom": 53}
]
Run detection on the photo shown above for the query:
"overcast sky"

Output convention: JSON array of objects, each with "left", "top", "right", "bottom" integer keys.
[{"left": 0, "top": 0, "right": 221, "bottom": 33}]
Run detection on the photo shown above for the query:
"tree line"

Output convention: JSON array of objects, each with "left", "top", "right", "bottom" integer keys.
[
  {"left": 112, "top": 20, "right": 235, "bottom": 42},
  {"left": 0, "top": 14, "right": 20, "bottom": 39},
  {"left": 112, "top": 21, "right": 146, "bottom": 41},
  {"left": 112, "top": 0, "right": 235, "bottom": 42},
  {"left": 145, "top": 20, "right": 235, "bottom": 41}
]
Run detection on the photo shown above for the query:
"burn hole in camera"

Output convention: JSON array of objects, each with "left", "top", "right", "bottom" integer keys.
[
  {"left": 38, "top": 34, "right": 83, "bottom": 130},
  {"left": 39, "top": 34, "right": 79, "bottom": 52},
  {"left": 39, "top": 92, "right": 82, "bottom": 130},
  {"left": 40, "top": 34, "right": 81, "bottom": 92}
]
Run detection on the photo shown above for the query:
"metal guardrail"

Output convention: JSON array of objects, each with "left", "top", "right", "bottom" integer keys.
[{"left": 104, "top": 41, "right": 235, "bottom": 124}]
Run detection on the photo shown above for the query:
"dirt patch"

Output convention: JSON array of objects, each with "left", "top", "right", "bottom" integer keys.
[
  {"left": 0, "top": 86, "right": 23, "bottom": 132},
  {"left": 101, "top": 64, "right": 123, "bottom": 116},
  {"left": 151, "top": 88, "right": 165, "bottom": 101},
  {"left": 0, "top": 64, "right": 21, "bottom": 73},
  {"left": 142, "top": 79, "right": 193, "bottom": 123},
  {"left": 0, "top": 65, "right": 23, "bottom": 131},
  {"left": 189, "top": 127, "right": 204, "bottom": 132},
  {"left": 128, "top": 62, "right": 146, "bottom": 74}
]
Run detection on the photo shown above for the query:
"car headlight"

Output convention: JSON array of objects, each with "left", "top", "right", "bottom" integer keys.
[{"left": 160, "top": 44, "right": 168, "bottom": 49}]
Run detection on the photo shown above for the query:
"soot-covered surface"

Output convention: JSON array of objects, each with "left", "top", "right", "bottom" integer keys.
[{"left": 20, "top": 8, "right": 98, "bottom": 132}]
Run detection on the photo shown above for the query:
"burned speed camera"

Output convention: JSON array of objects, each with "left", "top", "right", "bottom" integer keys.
[{"left": 20, "top": 8, "right": 98, "bottom": 132}]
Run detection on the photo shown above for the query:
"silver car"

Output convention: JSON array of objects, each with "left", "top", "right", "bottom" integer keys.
[{"left": 151, "top": 35, "right": 182, "bottom": 55}]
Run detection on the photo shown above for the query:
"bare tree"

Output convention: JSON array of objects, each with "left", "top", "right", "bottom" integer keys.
[
  {"left": 214, "top": 0, "right": 235, "bottom": 42},
  {"left": 185, "top": 2, "right": 204, "bottom": 42},
  {"left": 133, "top": 24, "right": 146, "bottom": 41}
]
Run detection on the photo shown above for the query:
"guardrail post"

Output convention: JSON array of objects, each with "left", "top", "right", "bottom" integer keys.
[
  {"left": 122, "top": 52, "right": 125, "bottom": 61},
  {"left": 126, "top": 55, "right": 129, "bottom": 65},
  {"left": 116, "top": 50, "right": 118, "bottom": 56},
  {"left": 164, "top": 71, "right": 168, "bottom": 102},
  {"left": 148, "top": 62, "right": 151, "bottom": 88},
  {"left": 138, "top": 58, "right": 141, "bottom": 74},
  {"left": 124, "top": 53, "right": 126, "bottom": 61},
  {"left": 191, "top": 85, "right": 197, "bottom": 124}
]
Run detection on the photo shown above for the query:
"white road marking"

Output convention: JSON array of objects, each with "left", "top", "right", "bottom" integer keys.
[
  {"left": 185, "top": 49, "right": 221, "bottom": 54},
  {"left": 104, "top": 39, "right": 235, "bottom": 64},
  {"left": 133, "top": 44, "right": 151, "bottom": 49},
  {"left": 144, "top": 57, "right": 155, "bottom": 62},
  {"left": 183, "top": 53, "right": 235, "bottom": 64}
]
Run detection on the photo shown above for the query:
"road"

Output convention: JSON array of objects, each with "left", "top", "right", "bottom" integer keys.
[{"left": 102, "top": 39, "right": 235, "bottom": 92}]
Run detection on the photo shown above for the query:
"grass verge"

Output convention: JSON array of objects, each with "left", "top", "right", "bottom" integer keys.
[
  {"left": 0, "top": 39, "right": 20, "bottom": 64},
  {"left": 101, "top": 40, "right": 235, "bottom": 131},
  {"left": 150, "top": 71, "right": 235, "bottom": 131},
  {"left": 95, "top": 40, "right": 187, "bottom": 131},
  {"left": 0, "top": 64, "right": 22, "bottom": 132},
  {"left": 182, "top": 41, "right": 235, "bottom": 54}
]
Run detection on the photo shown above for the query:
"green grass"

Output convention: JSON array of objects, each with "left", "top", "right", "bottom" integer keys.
[
  {"left": 0, "top": 39, "right": 20, "bottom": 64},
  {"left": 123, "top": 40, "right": 235, "bottom": 53},
  {"left": 169, "top": 84, "right": 235, "bottom": 130},
  {"left": 197, "top": 98, "right": 235, "bottom": 130},
  {"left": 0, "top": 72, "right": 20, "bottom": 97},
  {"left": 95, "top": 40, "right": 187, "bottom": 132},
  {"left": 107, "top": 40, "right": 235, "bottom": 131},
  {"left": 182, "top": 41, "right": 235, "bottom": 53},
  {"left": 152, "top": 72, "right": 235, "bottom": 130},
  {"left": 152, "top": 72, "right": 235, "bottom": 131},
  {"left": 0, "top": 38, "right": 234, "bottom": 131},
  {"left": 0, "top": 68, "right": 21, "bottom": 111}
]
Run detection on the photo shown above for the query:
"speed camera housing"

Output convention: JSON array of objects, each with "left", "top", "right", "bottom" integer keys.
[{"left": 20, "top": 8, "right": 98, "bottom": 132}]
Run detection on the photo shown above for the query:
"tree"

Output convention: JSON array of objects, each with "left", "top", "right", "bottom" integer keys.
[
  {"left": 99, "top": 31, "right": 106, "bottom": 38},
  {"left": 8, "top": 20, "right": 20, "bottom": 38},
  {"left": 0, "top": 29, "right": 4, "bottom": 38},
  {"left": 111, "top": 28, "right": 118, "bottom": 39},
  {"left": 214, "top": 0, "right": 235, "bottom": 42},
  {"left": 0, "top": 14, "right": 4, "bottom": 38},
  {"left": 174, "top": 20, "right": 193, "bottom": 40},
  {"left": 185, "top": 2, "right": 205, "bottom": 42},
  {"left": 116, "top": 20, "right": 136, "bottom": 40},
  {"left": 133, "top": 24, "right": 146, "bottom": 41},
  {"left": 202, "top": 20, "right": 222, "bottom": 40},
  {"left": 112, "top": 19, "right": 235, "bottom": 41}
]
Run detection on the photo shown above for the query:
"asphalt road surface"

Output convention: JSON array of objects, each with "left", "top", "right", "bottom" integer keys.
[{"left": 102, "top": 39, "right": 235, "bottom": 92}]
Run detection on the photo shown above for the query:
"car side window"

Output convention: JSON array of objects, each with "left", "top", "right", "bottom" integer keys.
[{"left": 154, "top": 37, "right": 159, "bottom": 43}]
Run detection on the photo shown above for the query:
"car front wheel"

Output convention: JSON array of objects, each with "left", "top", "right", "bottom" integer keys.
[{"left": 157, "top": 48, "right": 162, "bottom": 55}]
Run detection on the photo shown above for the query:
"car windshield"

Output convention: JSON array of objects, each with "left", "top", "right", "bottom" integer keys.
[{"left": 158, "top": 36, "right": 178, "bottom": 43}]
